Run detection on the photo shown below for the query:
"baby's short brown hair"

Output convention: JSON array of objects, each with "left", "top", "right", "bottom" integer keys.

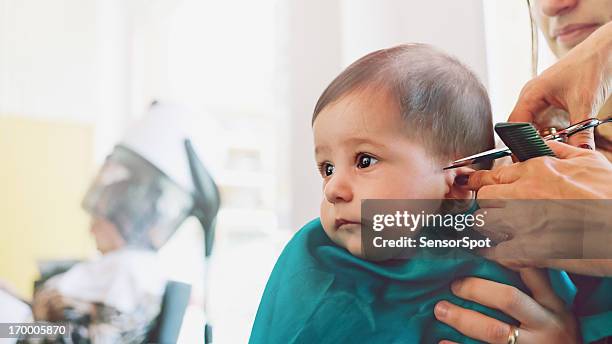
[{"left": 312, "top": 43, "right": 494, "bottom": 168}]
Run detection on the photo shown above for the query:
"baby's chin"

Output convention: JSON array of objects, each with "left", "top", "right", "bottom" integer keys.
[
  {"left": 341, "top": 240, "right": 396, "bottom": 261},
  {"left": 324, "top": 226, "right": 364, "bottom": 258},
  {"left": 333, "top": 233, "right": 404, "bottom": 262},
  {"left": 324, "top": 222, "right": 392, "bottom": 260},
  {"left": 344, "top": 241, "right": 364, "bottom": 258}
]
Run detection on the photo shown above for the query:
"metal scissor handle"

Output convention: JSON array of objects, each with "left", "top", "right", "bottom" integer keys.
[{"left": 541, "top": 117, "right": 612, "bottom": 141}]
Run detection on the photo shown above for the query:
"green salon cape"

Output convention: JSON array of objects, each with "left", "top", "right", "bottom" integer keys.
[
  {"left": 250, "top": 218, "right": 526, "bottom": 343},
  {"left": 250, "top": 218, "right": 612, "bottom": 343},
  {"left": 569, "top": 274, "right": 612, "bottom": 343}
]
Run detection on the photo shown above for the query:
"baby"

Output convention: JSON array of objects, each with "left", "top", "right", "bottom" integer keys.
[
  {"left": 312, "top": 44, "right": 495, "bottom": 259},
  {"left": 250, "top": 44, "right": 531, "bottom": 343}
]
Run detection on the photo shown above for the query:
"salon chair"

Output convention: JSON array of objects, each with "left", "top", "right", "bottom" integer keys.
[{"left": 145, "top": 280, "right": 191, "bottom": 344}]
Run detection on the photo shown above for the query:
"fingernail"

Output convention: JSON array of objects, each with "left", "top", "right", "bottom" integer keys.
[
  {"left": 579, "top": 144, "right": 594, "bottom": 150},
  {"left": 434, "top": 301, "right": 449, "bottom": 319},
  {"left": 451, "top": 279, "right": 462, "bottom": 293},
  {"left": 454, "top": 174, "right": 469, "bottom": 186}
]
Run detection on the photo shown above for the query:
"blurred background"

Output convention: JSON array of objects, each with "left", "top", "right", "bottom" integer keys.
[{"left": 0, "top": 0, "right": 556, "bottom": 342}]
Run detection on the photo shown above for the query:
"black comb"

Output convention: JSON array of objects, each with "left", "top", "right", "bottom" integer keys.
[{"left": 494, "top": 122, "right": 556, "bottom": 162}]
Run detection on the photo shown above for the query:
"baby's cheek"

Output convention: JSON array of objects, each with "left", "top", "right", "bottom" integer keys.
[
  {"left": 427, "top": 174, "right": 449, "bottom": 199},
  {"left": 360, "top": 179, "right": 414, "bottom": 199},
  {"left": 392, "top": 174, "right": 447, "bottom": 199},
  {"left": 320, "top": 200, "right": 336, "bottom": 236},
  {"left": 320, "top": 199, "right": 331, "bottom": 224},
  {"left": 344, "top": 232, "right": 363, "bottom": 257}
]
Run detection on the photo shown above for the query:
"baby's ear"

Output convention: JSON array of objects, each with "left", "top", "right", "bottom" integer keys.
[{"left": 443, "top": 167, "right": 474, "bottom": 200}]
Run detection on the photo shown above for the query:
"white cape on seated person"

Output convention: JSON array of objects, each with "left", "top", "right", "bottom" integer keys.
[
  {"left": 40, "top": 248, "right": 165, "bottom": 343},
  {"left": 46, "top": 248, "right": 165, "bottom": 315}
]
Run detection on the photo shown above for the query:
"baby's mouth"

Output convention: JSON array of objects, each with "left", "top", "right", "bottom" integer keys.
[{"left": 334, "top": 218, "right": 361, "bottom": 231}]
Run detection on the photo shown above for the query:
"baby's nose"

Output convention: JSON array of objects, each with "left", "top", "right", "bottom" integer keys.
[{"left": 324, "top": 173, "right": 354, "bottom": 204}]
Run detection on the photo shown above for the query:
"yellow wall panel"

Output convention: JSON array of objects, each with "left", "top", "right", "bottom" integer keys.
[{"left": 0, "top": 116, "right": 95, "bottom": 299}]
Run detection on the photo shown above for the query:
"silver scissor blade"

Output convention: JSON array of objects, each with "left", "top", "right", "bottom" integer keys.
[{"left": 444, "top": 147, "right": 511, "bottom": 170}]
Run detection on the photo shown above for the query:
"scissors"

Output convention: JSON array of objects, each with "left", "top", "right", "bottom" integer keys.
[{"left": 444, "top": 117, "right": 612, "bottom": 170}]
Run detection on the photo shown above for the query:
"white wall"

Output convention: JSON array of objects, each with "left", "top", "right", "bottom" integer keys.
[
  {"left": 482, "top": 1, "right": 559, "bottom": 125},
  {"left": 94, "top": 0, "right": 133, "bottom": 159},
  {"left": 281, "top": 0, "right": 344, "bottom": 230},
  {"left": 134, "top": 0, "right": 278, "bottom": 112},
  {"left": 340, "top": 0, "right": 488, "bottom": 85},
  {"left": 0, "top": 0, "right": 97, "bottom": 122},
  {"left": 0, "top": 0, "right": 134, "bottom": 161}
]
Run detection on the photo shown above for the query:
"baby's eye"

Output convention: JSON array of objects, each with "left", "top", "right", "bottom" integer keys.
[
  {"left": 356, "top": 154, "right": 378, "bottom": 169},
  {"left": 318, "top": 162, "right": 335, "bottom": 177}
]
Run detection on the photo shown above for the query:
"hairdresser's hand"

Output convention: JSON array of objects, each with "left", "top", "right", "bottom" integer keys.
[
  {"left": 509, "top": 21, "right": 612, "bottom": 148},
  {"left": 465, "top": 141, "right": 612, "bottom": 199},
  {"left": 459, "top": 141, "right": 612, "bottom": 276},
  {"left": 472, "top": 200, "right": 612, "bottom": 276},
  {"left": 435, "top": 269, "right": 579, "bottom": 344}
]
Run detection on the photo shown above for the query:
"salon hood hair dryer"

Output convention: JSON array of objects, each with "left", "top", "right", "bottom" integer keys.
[{"left": 82, "top": 103, "right": 221, "bottom": 343}]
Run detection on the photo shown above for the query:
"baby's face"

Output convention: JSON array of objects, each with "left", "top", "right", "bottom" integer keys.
[{"left": 313, "top": 89, "right": 450, "bottom": 257}]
